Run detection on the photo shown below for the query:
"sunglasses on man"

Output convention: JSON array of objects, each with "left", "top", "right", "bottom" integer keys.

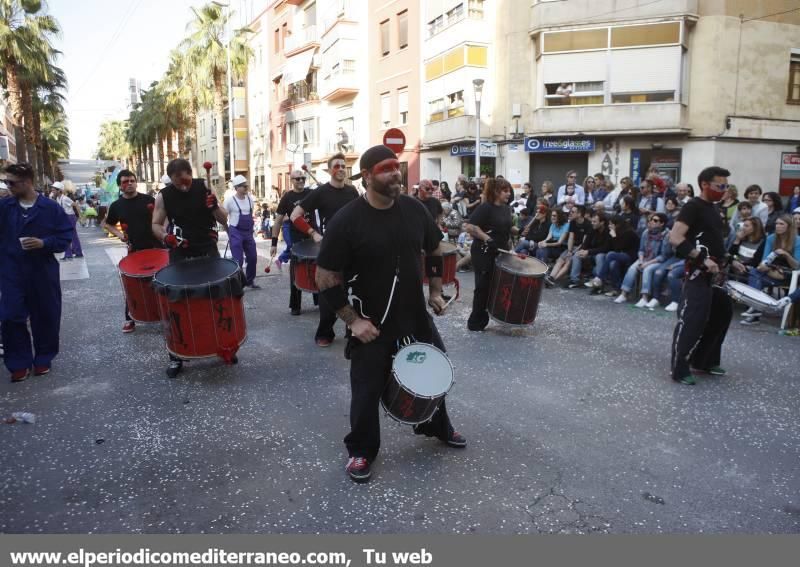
[{"left": 292, "top": 176, "right": 306, "bottom": 181}]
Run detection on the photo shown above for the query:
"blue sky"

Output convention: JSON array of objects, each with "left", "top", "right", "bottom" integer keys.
[{"left": 48, "top": 0, "right": 258, "bottom": 159}]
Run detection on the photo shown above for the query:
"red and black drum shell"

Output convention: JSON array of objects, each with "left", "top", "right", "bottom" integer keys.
[
  {"left": 291, "top": 239, "right": 320, "bottom": 293},
  {"left": 118, "top": 249, "right": 169, "bottom": 323},
  {"left": 487, "top": 254, "right": 548, "bottom": 326},
  {"left": 152, "top": 257, "right": 247, "bottom": 359}
]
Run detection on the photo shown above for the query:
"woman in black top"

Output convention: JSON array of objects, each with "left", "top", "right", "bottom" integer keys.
[
  {"left": 762, "top": 191, "right": 782, "bottom": 234},
  {"left": 463, "top": 177, "right": 513, "bottom": 331},
  {"left": 589, "top": 215, "right": 639, "bottom": 295}
]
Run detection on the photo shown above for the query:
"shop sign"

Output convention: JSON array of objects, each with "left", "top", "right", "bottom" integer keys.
[
  {"left": 450, "top": 141, "right": 497, "bottom": 157},
  {"left": 779, "top": 152, "right": 800, "bottom": 196},
  {"left": 630, "top": 150, "right": 642, "bottom": 186},
  {"left": 524, "top": 137, "right": 595, "bottom": 153}
]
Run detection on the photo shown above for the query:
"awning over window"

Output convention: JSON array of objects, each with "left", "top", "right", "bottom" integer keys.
[{"left": 283, "top": 50, "right": 315, "bottom": 85}]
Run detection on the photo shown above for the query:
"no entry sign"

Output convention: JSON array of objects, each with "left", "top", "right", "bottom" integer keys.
[{"left": 383, "top": 128, "right": 406, "bottom": 153}]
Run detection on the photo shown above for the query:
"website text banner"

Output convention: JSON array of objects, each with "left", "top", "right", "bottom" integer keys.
[{"left": 2, "top": 535, "right": 799, "bottom": 567}]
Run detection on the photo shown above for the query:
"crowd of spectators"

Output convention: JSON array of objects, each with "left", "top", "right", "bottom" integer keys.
[{"left": 420, "top": 169, "right": 800, "bottom": 326}]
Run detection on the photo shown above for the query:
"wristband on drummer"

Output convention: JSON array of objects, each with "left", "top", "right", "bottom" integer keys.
[
  {"left": 271, "top": 237, "right": 279, "bottom": 247},
  {"left": 425, "top": 255, "right": 444, "bottom": 278},
  {"left": 293, "top": 216, "right": 314, "bottom": 235},
  {"left": 320, "top": 286, "right": 349, "bottom": 312},
  {"left": 674, "top": 239, "right": 694, "bottom": 259}
]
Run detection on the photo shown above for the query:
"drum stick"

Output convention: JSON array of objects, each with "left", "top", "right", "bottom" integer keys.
[
  {"left": 223, "top": 241, "right": 229, "bottom": 258},
  {"left": 264, "top": 255, "right": 273, "bottom": 273},
  {"left": 301, "top": 164, "right": 320, "bottom": 186}
]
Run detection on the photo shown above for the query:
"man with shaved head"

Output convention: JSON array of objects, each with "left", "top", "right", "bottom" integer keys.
[
  {"left": 272, "top": 169, "right": 316, "bottom": 315},
  {"left": 416, "top": 179, "right": 443, "bottom": 225}
]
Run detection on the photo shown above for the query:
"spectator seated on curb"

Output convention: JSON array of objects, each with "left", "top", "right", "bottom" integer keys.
[
  {"left": 535, "top": 209, "right": 569, "bottom": 265},
  {"left": 728, "top": 217, "right": 766, "bottom": 283},
  {"left": 514, "top": 204, "right": 550, "bottom": 255},
  {"left": 587, "top": 215, "right": 639, "bottom": 296},
  {"left": 548, "top": 205, "right": 591, "bottom": 286},
  {"left": 741, "top": 214, "right": 800, "bottom": 325},
  {"left": 614, "top": 213, "right": 670, "bottom": 307}
]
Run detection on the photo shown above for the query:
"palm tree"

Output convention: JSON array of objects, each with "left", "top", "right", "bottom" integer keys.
[
  {"left": 0, "top": 0, "right": 60, "bottom": 182},
  {"left": 33, "top": 58, "right": 67, "bottom": 181},
  {"left": 40, "top": 106, "right": 68, "bottom": 178},
  {"left": 96, "top": 120, "right": 130, "bottom": 163},
  {"left": 182, "top": 2, "right": 252, "bottom": 183},
  {"left": 162, "top": 47, "right": 212, "bottom": 173}
]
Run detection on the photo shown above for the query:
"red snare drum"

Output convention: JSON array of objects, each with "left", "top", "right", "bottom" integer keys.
[
  {"left": 488, "top": 253, "right": 548, "bottom": 326},
  {"left": 153, "top": 257, "right": 247, "bottom": 362},
  {"left": 117, "top": 249, "right": 169, "bottom": 323},
  {"left": 291, "top": 239, "right": 320, "bottom": 293},
  {"left": 421, "top": 241, "right": 458, "bottom": 286}
]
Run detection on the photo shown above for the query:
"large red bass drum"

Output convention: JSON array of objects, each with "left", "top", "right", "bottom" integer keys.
[{"left": 153, "top": 257, "right": 247, "bottom": 362}]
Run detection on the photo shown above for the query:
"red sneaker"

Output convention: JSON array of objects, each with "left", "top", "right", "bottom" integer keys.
[
  {"left": 33, "top": 365, "right": 50, "bottom": 376},
  {"left": 10, "top": 369, "right": 30, "bottom": 382},
  {"left": 345, "top": 457, "right": 371, "bottom": 483},
  {"left": 315, "top": 337, "right": 332, "bottom": 348},
  {"left": 122, "top": 320, "right": 135, "bottom": 333}
]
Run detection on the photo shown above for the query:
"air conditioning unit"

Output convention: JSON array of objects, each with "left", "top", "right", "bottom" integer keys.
[{"left": 0, "top": 136, "right": 9, "bottom": 160}]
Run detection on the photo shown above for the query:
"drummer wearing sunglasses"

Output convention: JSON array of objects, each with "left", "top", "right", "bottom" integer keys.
[
  {"left": 151, "top": 158, "right": 229, "bottom": 378},
  {"left": 315, "top": 144, "right": 466, "bottom": 484},
  {"left": 101, "top": 170, "right": 163, "bottom": 333},
  {"left": 289, "top": 153, "right": 359, "bottom": 347},
  {"left": 668, "top": 166, "right": 733, "bottom": 386}
]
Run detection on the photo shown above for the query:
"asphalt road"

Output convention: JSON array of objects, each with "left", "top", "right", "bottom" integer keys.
[{"left": 1, "top": 227, "right": 799, "bottom": 534}]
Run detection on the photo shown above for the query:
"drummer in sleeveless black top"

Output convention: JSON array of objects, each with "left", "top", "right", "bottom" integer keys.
[
  {"left": 463, "top": 178, "right": 514, "bottom": 331},
  {"left": 151, "top": 158, "right": 229, "bottom": 378},
  {"left": 668, "top": 166, "right": 733, "bottom": 386},
  {"left": 289, "top": 153, "right": 359, "bottom": 347},
  {"left": 316, "top": 145, "right": 467, "bottom": 484},
  {"left": 101, "top": 169, "right": 162, "bottom": 334}
]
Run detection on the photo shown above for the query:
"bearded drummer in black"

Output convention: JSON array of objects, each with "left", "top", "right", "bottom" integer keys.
[
  {"left": 151, "top": 158, "right": 229, "bottom": 378},
  {"left": 315, "top": 145, "right": 467, "bottom": 484}
]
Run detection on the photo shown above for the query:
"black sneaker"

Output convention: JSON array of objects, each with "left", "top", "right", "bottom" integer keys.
[
  {"left": 345, "top": 457, "right": 371, "bottom": 483},
  {"left": 444, "top": 431, "right": 467, "bottom": 448},
  {"left": 166, "top": 360, "right": 183, "bottom": 378},
  {"left": 291, "top": 308, "right": 301, "bottom": 316},
  {"left": 567, "top": 281, "right": 581, "bottom": 289}
]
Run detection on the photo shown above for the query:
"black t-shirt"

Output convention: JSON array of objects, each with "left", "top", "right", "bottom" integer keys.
[
  {"left": 469, "top": 202, "right": 513, "bottom": 255},
  {"left": 160, "top": 180, "right": 216, "bottom": 249},
  {"left": 568, "top": 218, "right": 591, "bottom": 248},
  {"left": 675, "top": 197, "right": 726, "bottom": 259},
  {"left": 277, "top": 187, "right": 314, "bottom": 242},
  {"left": 418, "top": 196, "right": 443, "bottom": 222},
  {"left": 105, "top": 193, "right": 161, "bottom": 251},
  {"left": 317, "top": 195, "right": 442, "bottom": 339},
  {"left": 299, "top": 182, "right": 359, "bottom": 234}
]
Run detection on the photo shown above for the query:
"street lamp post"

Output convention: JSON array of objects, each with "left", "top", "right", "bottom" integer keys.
[
  {"left": 473, "top": 78, "right": 484, "bottom": 179},
  {"left": 213, "top": 0, "right": 235, "bottom": 181}
]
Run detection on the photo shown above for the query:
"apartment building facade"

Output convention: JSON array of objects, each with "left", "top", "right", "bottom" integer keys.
[
  {"left": 418, "top": 0, "right": 493, "bottom": 184},
  {"left": 367, "top": 0, "right": 422, "bottom": 188},
  {"left": 195, "top": 92, "right": 248, "bottom": 190},
  {"left": 247, "top": 7, "right": 272, "bottom": 199},
  {"left": 490, "top": 0, "right": 800, "bottom": 193},
  {"left": 265, "top": 0, "right": 369, "bottom": 196}
]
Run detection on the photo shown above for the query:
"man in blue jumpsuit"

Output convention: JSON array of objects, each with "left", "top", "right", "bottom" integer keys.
[{"left": 0, "top": 163, "right": 73, "bottom": 382}]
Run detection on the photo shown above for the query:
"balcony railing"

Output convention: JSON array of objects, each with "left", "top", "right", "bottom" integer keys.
[
  {"left": 322, "top": 0, "right": 356, "bottom": 33},
  {"left": 284, "top": 25, "right": 319, "bottom": 55},
  {"left": 325, "top": 133, "right": 359, "bottom": 155},
  {"left": 320, "top": 65, "right": 359, "bottom": 100}
]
